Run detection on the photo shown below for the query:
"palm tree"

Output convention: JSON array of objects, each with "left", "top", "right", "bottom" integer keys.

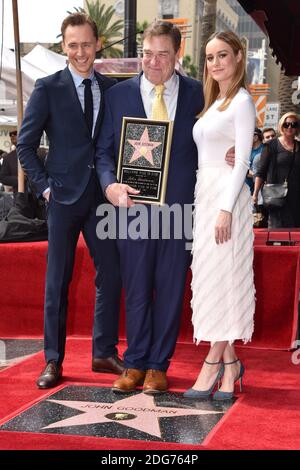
[
  {"left": 182, "top": 55, "right": 198, "bottom": 78},
  {"left": 51, "top": 1, "right": 124, "bottom": 58},
  {"left": 136, "top": 20, "right": 149, "bottom": 45},
  {"left": 81, "top": 1, "right": 124, "bottom": 58},
  {"left": 198, "top": 0, "right": 217, "bottom": 82},
  {"left": 135, "top": 20, "right": 149, "bottom": 57}
]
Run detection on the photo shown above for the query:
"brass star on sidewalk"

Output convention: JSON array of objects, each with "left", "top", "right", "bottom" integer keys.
[
  {"left": 128, "top": 127, "right": 162, "bottom": 165},
  {"left": 43, "top": 393, "right": 222, "bottom": 438}
]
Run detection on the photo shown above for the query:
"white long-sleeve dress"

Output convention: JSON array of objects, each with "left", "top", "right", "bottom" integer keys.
[{"left": 191, "top": 88, "right": 256, "bottom": 344}]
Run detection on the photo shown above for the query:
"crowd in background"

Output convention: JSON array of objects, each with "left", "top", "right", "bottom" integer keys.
[
  {"left": 248, "top": 112, "right": 300, "bottom": 229},
  {"left": 2, "top": 115, "right": 299, "bottom": 229}
]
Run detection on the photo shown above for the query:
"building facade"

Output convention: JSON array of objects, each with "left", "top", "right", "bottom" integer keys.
[
  {"left": 87, "top": 0, "right": 237, "bottom": 70},
  {"left": 86, "top": 0, "right": 281, "bottom": 101}
]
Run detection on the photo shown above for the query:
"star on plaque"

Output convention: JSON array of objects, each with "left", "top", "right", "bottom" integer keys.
[
  {"left": 42, "top": 393, "right": 222, "bottom": 438},
  {"left": 128, "top": 127, "right": 162, "bottom": 165},
  {"left": 0, "top": 386, "right": 234, "bottom": 444}
]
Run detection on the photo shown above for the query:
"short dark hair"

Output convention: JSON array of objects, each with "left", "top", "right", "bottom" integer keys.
[
  {"left": 61, "top": 12, "right": 98, "bottom": 42},
  {"left": 142, "top": 21, "right": 181, "bottom": 53},
  {"left": 254, "top": 127, "right": 263, "bottom": 141},
  {"left": 262, "top": 127, "right": 276, "bottom": 135}
]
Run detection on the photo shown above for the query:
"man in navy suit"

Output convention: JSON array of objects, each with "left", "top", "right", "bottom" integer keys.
[
  {"left": 17, "top": 13, "right": 123, "bottom": 389},
  {"left": 95, "top": 21, "right": 204, "bottom": 393}
]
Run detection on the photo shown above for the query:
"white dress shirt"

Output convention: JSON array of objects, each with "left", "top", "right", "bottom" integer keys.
[
  {"left": 140, "top": 72, "right": 179, "bottom": 121},
  {"left": 68, "top": 65, "right": 101, "bottom": 137},
  {"left": 43, "top": 66, "right": 101, "bottom": 198}
]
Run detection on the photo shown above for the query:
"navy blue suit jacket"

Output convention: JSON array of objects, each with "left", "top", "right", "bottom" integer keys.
[
  {"left": 95, "top": 73, "right": 204, "bottom": 206},
  {"left": 17, "top": 67, "right": 116, "bottom": 204}
]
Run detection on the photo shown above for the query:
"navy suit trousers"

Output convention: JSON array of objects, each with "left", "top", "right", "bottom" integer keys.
[
  {"left": 117, "top": 236, "right": 191, "bottom": 371},
  {"left": 44, "top": 171, "right": 121, "bottom": 365}
]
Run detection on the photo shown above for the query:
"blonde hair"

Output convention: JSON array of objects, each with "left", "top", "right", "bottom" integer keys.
[
  {"left": 201, "top": 30, "right": 247, "bottom": 116},
  {"left": 278, "top": 112, "right": 300, "bottom": 136}
]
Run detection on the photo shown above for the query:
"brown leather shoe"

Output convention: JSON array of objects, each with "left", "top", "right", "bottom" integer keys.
[
  {"left": 92, "top": 354, "right": 124, "bottom": 375},
  {"left": 36, "top": 361, "right": 62, "bottom": 389},
  {"left": 143, "top": 369, "right": 168, "bottom": 394},
  {"left": 112, "top": 368, "right": 146, "bottom": 393}
]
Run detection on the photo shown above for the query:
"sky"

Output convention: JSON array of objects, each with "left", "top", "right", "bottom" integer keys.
[{"left": 1, "top": 0, "right": 84, "bottom": 48}]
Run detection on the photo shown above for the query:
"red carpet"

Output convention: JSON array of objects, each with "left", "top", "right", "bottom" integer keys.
[
  {"left": 0, "top": 237, "right": 299, "bottom": 349},
  {"left": 0, "top": 338, "right": 300, "bottom": 450},
  {"left": 0, "top": 236, "right": 300, "bottom": 450}
]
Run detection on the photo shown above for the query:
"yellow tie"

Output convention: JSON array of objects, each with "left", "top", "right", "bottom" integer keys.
[{"left": 151, "top": 84, "right": 169, "bottom": 120}]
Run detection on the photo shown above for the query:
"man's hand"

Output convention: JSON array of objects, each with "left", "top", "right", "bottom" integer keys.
[
  {"left": 105, "top": 182, "right": 140, "bottom": 207},
  {"left": 225, "top": 146, "right": 235, "bottom": 167},
  {"left": 43, "top": 188, "right": 51, "bottom": 202}
]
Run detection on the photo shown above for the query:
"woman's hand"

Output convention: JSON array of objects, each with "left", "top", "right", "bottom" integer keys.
[
  {"left": 215, "top": 210, "right": 232, "bottom": 244},
  {"left": 252, "top": 192, "right": 258, "bottom": 205}
]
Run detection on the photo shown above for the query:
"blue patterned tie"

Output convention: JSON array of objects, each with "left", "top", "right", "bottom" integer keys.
[{"left": 82, "top": 78, "right": 93, "bottom": 136}]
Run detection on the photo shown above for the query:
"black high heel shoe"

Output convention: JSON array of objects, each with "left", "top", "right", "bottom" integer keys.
[
  {"left": 183, "top": 359, "right": 224, "bottom": 399},
  {"left": 213, "top": 358, "right": 244, "bottom": 401}
]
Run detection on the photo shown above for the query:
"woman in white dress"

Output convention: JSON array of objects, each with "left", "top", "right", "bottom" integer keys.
[{"left": 184, "top": 31, "right": 256, "bottom": 400}]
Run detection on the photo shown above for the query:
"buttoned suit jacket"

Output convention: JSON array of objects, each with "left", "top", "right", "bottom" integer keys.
[
  {"left": 95, "top": 72, "right": 204, "bottom": 207},
  {"left": 17, "top": 67, "right": 116, "bottom": 204}
]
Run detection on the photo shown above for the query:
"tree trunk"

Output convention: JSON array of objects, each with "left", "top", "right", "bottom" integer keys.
[
  {"left": 278, "top": 70, "right": 299, "bottom": 116},
  {"left": 198, "top": 0, "right": 217, "bottom": 83}
]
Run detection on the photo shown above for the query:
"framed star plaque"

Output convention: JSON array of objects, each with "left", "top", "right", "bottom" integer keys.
[{"left": 117, "top": 117, "right": 173, "bottom": 205}]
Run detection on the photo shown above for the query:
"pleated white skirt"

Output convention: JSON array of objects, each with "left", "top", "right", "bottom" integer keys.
[{"left": 191, "top": 164, "right": 255, "bottom": 344}]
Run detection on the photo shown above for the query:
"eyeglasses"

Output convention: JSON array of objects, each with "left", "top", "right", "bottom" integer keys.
[
  {"left": 283, "top": 121, "right": 299, "bottom": 129},
  {"left": 142, "top": 51, "right": 170, "bottom": 61},
  {"left": 9, "top": 131, "right": 17, "bottom": 136}
]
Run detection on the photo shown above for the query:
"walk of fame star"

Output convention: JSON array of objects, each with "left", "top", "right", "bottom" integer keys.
[
  {"left": 0, "top": 386, "right": 233, "bottom": 444},
  {"left": 128, "top": 127, "right": 162, "bottom": 165},
  {"left": 43, "top": 393, "right": 222, "bottom": 438}
]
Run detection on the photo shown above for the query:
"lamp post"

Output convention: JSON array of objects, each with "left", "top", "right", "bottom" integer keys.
[
  {"left": 124, "top": 0, "right": 137, "bottom": 58},
  {"left": 12, "top": 0, "right": 25, "bottom": 192}
]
